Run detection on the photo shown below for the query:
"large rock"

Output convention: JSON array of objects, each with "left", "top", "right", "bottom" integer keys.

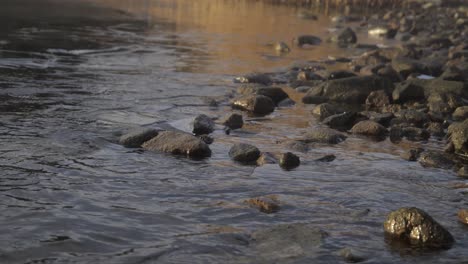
[
  {"left": 366, "top": 90, "right": 390, "bottom": 108},
  {"left": 447, "top": 120, "right": 468, "bottom": 155},
  {"left": 232, "top": 94, "right": 275, "bottom": 115},
  {"left": 237, "top": 85, "right": 289, "bottom": 104},
  {"left": 391, "top": 56, "right": 428, "bottom": 78},
  {"left": 302, "top": 127, "right": 347, "bottom": 144},
  {"left": 142, "top": 131, "right": 211, "bottom": 158},
  {"left": 229, "top": 143, "right": 261, "bottom": 163},
  {"left": 350, "top": 120, "right": 387, "bottom": 137},
  {"left": 192, "top": 114, "right": 215, "bottom": 135},
  {"left": 119, "top": 128, "right": 160, "bottom": 148},
  {"left": 383, "top": 207, "right": 454, "bottom": 249}
]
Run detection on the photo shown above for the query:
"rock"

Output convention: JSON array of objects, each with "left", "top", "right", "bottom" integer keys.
[
  {"left": 232, "top": 94, "right": 275, "bottom": 115},
  {"left": 402, "top": 126, "right": 430, "bottom": 141},
  {"left": 293, "top": 35, "right": 322, "bottom": 47},
  {"left": 234, "top": 73, "right": 271, "bottom": 85},
  {"left": 330, "top": 27, "right": 357, "bottom": 47},
  {"left": 391, "top": 56, "right": 428, "bottom": 78},
  {"left": 383, "top": 207, "right": 454, "bottom": 249},
  {"left": 360, "top": 111, "right": 394, "bottom": 127},
  {"left": 315, "top": 154, "right": 336, "bottom": 162},
  {"left": 458, "top": 166, "right": 468, "bottom": 178},
  {"left": 302, "top": 127, "right": 347, "bottom": 144},
  {"left": 295, "top": 86, "right": 313, "bottom": 93},
  {"left": 425, "top": 122, "right": 445, "bottom": 138},
  {"left": 447, "top": 120, "right": 468, "bottom": 155},
  {"left": 192, "top": 114, "right": 215, "bottom": 135},
  {"left": 366, "top": 90, "right": 390, "bottom": 108},
  {"left": 350, "top": 120, "right": 387, "bottom": 137},
  {"left": 452, "top": 106, "right": 468, "bottom": 121},
  {"left": 297, "top": 71, "right": 322, "bottom": 81},
  {"left": 312, "top": 103, "right": 344, "bottom": 120},
  {"left": 198, "top": 134, "right": 214, "bottom": 144},
  {"left": 302, "top": 95, "right": 329, "bottom": 104},
  {"left": 327, "top": 70, "right": 357, "bottom": 80},
  {"left": 321, "top": 76, "right": 394, "bottom": 104},
  {"left": 323, "top": 112, "right": 360, "bottom": 130},
  {"left": 278, "top": 98, "right": 296, "bottom": 107},
  {"left": 221, "top": 113, "right": 243, "bottom": 130},
  {"left": 440, "top": 66, "right": 467, "bottom": 82},
  {"left": 274, "top": 41, "right": 290, "bottom": 53},
  {"left": 246, "top": 197, "right": 280, "bottom": 214},
  {"left": 142, "top": 131, "right": 211, "bottom": 158},
  {"left": 401, "top": 148, "right": 424, "bottom": 161},
  {"left": 285, "top": 141, "right": 310, "bottom": 153},
  {"left": 257, "top": 152, "right": 278, "bottom": 166},
  {"left": 427, "top": 92, "right": 463, "bottom": 115},
  {"left": 237, "top": 85, "right": 289, "bottom": 105},
  {"left": 426, "top": 79, "right": 467, "bottom": 99},
  {"left": 393, "top": 110, "right": 430, "bottom": 128},
  {"left": 418, "top": 151, "right": 455, "bottom": 169},
  {"left": 458, "top": 209, "right": 468, "bottom": 225},
  {"left": 392, "top": 79, "right": 426, "bottom": 103},
  {"left": 251, "top": 223, "right": 327, "bottom": 259},
  {"left": 229, "top": 143, "right": 261, "bottom": 163},
  {"left": 279, "top": 152, "right": 300, "bottom": 170},
  {"left": 119, "top": 128, "right": 160, "bottom": 148},
  {"left": 339, "top": 248, "right": 366, "bottom": 263}
]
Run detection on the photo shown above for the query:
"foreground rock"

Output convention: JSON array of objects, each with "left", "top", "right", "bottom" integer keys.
[
  {"left": 458, "top": 209, "right": 468, "bottom": 225},
  {"left": 119, "top": 128, "right": 160, "bottom": 148},
  {"left": 192, "top": 114, "right": 215, "bottom": 135},
  {"left": 229, "top": 143, "right": 260, "bottom": 163},
  {"left": 279, "top": 152, "right": 300, "bottom": 170},
  {"left": 246, "top": 197, "right": 280, "bottom": 214},
  {"left": 237, "top": 85, "right": 289, "bottom": 105},
  {"left": 221, "top": 113, "right": 243, "bottom": 130},
  {"left": 312, "top": 103, "right": 344, "bottom": 120},
  {"left": 232, "top": 94, "right": 275, "bottom": 115},
  {"left": 302, "top": 127, "right": 347, "bottom": 144},
  {"left": 351, "top": 120, "right": 387, "bottom": 137},
  {"left": 383, "top": 207, "right": 454, "bottom": 249},
  {"left": 447, "top": 120, "right": 468, "bottom": 155},
  {"left": 142, "top": 131, "right": 211, "bottom": 158}
]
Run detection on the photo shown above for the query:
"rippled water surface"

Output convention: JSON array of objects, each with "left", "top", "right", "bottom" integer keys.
[{"left": 1, "top": 0, "right": 467, "bottom": 263}]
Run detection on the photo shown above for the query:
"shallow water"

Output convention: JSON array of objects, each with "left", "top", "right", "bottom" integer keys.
[{"left": 0, "top": 0, "right": 467, "bottom": 263}]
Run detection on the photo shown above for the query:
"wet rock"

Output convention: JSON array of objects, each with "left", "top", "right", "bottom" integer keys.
[
  {"left": 393, "top": 110, "right": 430, "bottom": 128},
  {"left": 257, "top": 152, "right": 278, "bottom": 165},
  {"left": 142, "top": 131, "right": 211, "bottom": 158},
  {"left": 327, "top": 70, "right": 357, "bottom": 80},
  {"left": 425, "top": 122, "right": 445, "bottom": 138},
  {"left": 293, "top": 35, "right": 322, "bottom": 47},
  {"left": 427, "top": 92, "right": 463, "bottom": 115},
  {"left": 302, "top": 95, "right": 328, "bottom": 104},
  {"left": 402, "top": 126, "right": 430, "bottom": 141},
  {"left": 366, "top": 90, "right": 390, "bottom": 109},
  {"left": 401, "top": 148, "right": 424, "bottom": 161},
  {"left": 447, "top": 120, "right": 468, "bottom": 155},
  {"left": 339, "top": 248, "right": 366, "bottom": 263},
  {"left": 419, "top": 151, "right": 455, "bottom": 169},
  {"left": 315, "top": 154, "right": 336, "bottom": 162},
  {"left": 221, "top": 113, "right": 243, "bottom": 130},
  {"left": 426, "top": 79, "right": 467, "bottom": 99},
  {"left": 246, "top": 197, "right": 280, "bottom": 214},
  {"left": 383, "top": 207, "right": 454, "bottom": 249},
  {"left": 312, "top": 103, "right": 344, "bottom": 120},
  {"left": 198, "top": 134, "right": 214, "bottom": 144},
  {"left": 119, "top": 127, "right": 160, "bottom": 148},
  {"left": 360, "top": 111, "right": 394, "bottom": 127},
  {"left": 377, "top": 65, "right": 403, "bottom": 82},
  {"left": 279, "top": 152, "right": 300, "bottom": 170},
  {"left": 237, "top": 85, "right": 289, "bottom": 105},
  {"left": 297, "top": 71, "right": 323, "bottom": 81},
  {"left": 351, "top": 120, "right": 387, "bottom": 137},
  {"left": 251, "top": 223, "right": 327, "bottom": 259},
  {"left": 323, "top": 112, "right": 360, "bottom": 130},
  {"left": 302, "top": 127, "right": 347, "bottom": 144},
  {"left": 330, "top": 27, "right": 357, "bottom": 47},
  {"left": 274, "top": 41, "right": 290, "bottom": 53},
  {"left": 440, "top": 66, "right": 467, "bottom": 82},
  {"left": 229, "top": 143, "right": 260, "bottom": 163},
  {"left": 277, "top": 98, "right": 296, "bottom": 107},
  {"left": 295, "top": 86, "right": 313, "bottom": 93},
  {"left": 458, "top": 166, "right": 468, "bottom": 178},
  {"left": 232, "top": 94, "right": 275, "bottom": 115},
  {"left": 192, "top": 114, "right": 215, "bottom": 135},
  {"left": 285, "top": 141, "right": 310, "bottom": 153},
  {"left": 391, "top": 57, "right": 427, "bottom": 78},
  {"left": 322, "top": 76, "right": 394, "bottom": 104},
  {"left": 368, "top": 26, "right": 397, "bottom": 39},
  {"left": 392, "top": 79, "right": 426, "bottom": 103},
  {"left": 458, "top": 209, "right": 468, "bottom": 225},
  {"left": 452, "top": 106, "right": 468, "bottom": 121},
  {"left": 234, "top": 73, "right": 272, "bottom": 85}
]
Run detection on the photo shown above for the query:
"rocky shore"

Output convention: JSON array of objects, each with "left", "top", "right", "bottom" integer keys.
[{"left": 117, "top": 0, "right": 467, "bottom": 259}]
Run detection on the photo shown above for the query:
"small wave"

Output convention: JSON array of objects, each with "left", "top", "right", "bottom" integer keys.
[{"left": 46, "top": 46, "right": 129, "bottom": 56}]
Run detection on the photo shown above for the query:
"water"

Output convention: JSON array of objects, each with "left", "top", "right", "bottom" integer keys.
[{"left": 0, "top": 0, "right": 467, "bottom": 263}]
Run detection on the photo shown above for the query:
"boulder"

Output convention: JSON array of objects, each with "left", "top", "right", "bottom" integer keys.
[
  {"left": 232, "top": 94, "right": 275, "bottom": 115},
  {"left": 383, "top": 207, "right": 454, "bottom": 249},
  {"left": 119, "top": 128, "right": 160, "bottom": 148},
  {"left": 302, "top": 127, "right": 347, "bottom": 144},
  {"left": 279, "top": 152, "right": 300, "bottom": 170},
  {"left": 293, "top": 35, "right": 322, "bottom": 46},
  {"left": 142, "top": 131, "right": 211, "bottom": 158},
  {"left": 330, "top": 27, "right": 357, "bottom": 47},
  {"left": 221, "top": 113, "right": 243, "bottom": 130},
  {"left": 229, "top": 143, "right": 261, "bottom": 163},
  {"left": 192, "top": 114, "right": 215, "bottom": 135},
  {"left": 350, "top": 120, "right": 387, "bottom": 137},
  {"left": 447, "top": 120, "right": 468, "bottom": 155}
]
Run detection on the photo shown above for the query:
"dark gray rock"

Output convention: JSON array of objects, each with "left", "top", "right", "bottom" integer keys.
[
  {"left": 232, "top": 94, "right": 275, "bottom": 115},
  {"left": 323, "top": 112, "right": 359, "bottom": 130},
  {"left": 293, "top": 35, "right": 322, "bottom": 47},
  {"left": 312, "top": 103, "right": 344, "bottom": 120},
  {"left": 384, "top": 207, "right": 454, "bottom": 249},
  {"left": 142, "top": 131, "right": 211, "bottom": 158},
  {"left": 392, "top": 79, "right": 426, "bottom": 103},
  {"left": 192, "top": 114, "right": 215, "bottom": 135},
  {"left": 229, "top": 143, "right": 261, "bottom": 163},
  {"left": 302, "top": 127, "right": 347, "bottom": 144},
  {"left": 279, "top": 152, "right": 300, "bottom": 170},
  {"left": 402, "top": 126, "right": 431, "bottom": 141},
  {"left": 419, "top": 151, "right": 455, "bottom": 169},
  {"left": 350, "top": 120, "right": 387, "bottom": 137},
  {"left": 198, "top": 134, "right": 214, "bottom": 144},
  {"left": 221, "top": 113, "right": 243, "bottom": 130},
  {"left": 119, "top": 128, "right": 160, "bottom": 148},
  {"left": 322, "top": 76, "right": 394, "bottom": 104}
]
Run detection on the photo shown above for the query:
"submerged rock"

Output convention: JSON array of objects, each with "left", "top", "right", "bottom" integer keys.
[
  {"left": 293, "top": 35, "right": 322, "bottom": 47},
  {"left": 339, "top": 248, "right": 366, "bottom": 263},
  {"left": 232, "top": 94, "right": 275, "bottom": 115},
  {"left": 221, "top": 113, "right": 243, "bottom": 130},
  {"left": 418, "top": 151, "right": 454, "bottom": 169},
  {"left": 302, "top": 127, "right": 347, "bottom": 144},
  {"left": 401, "top": 148, "right": 424, "bottom": 162},
  {"left": 246, "top": 197, "right": 280, "bottom": 214},
  {"left": 350, "top": 120, "right": 387, "bottom": 137},
  {"left": 279, "top": 152, "right": 300, "bottom": 170},
  {"left": 119, "top": 127, "right": 160, "bottom": 148},
  {"left": 383, "top": 207, "right": 454, "bottom": 249},
  {"left": 142, "top": 131, "right": 211, "bottom": 158},
  {"left": 192, "top": 114, "right": 215, "bottom": 135},
  {"left": 229, "top": 143, "right": 260, "bottom": 163}
]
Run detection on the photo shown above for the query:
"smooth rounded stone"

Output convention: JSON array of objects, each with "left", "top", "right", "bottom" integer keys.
[
  {"left": 251, "top": 223, "right": 328, "bottom": 260},
  {"left": 327, "top": 70, "right": 356, "bottom": 80},
  {"left": 402, "top": 126, "right": 430, "bottom": 141},
  {"left": 119, "top": 128, "right": 160, "bottom": 148},
  {"left": 365, "top": 90, "right": 390, "bottom": 108},
  {"left": 142, "top": 131, "right": 211, "bottom": 158},
  {"left": 447, "top": 120, "right": 468, "bottom": 155},
  {"left": 338, "top": 248, "right": 366, "bottom": 263},
  {"left": 400, "top": 148, "right": 424, "bottom": 161},
  {"left": 192, "top": 114, "right": 215, "bottom": 135},
  {"left": 350, "top": 120, "right": 387, "bottom": 137},
  {"left": 383, "top": 207, "right": 454, "bottom": 249},
  {"left": 458, "top": 209, "right": 468, "bottom": 225},
  {"left": 257, "top": 152, "right": 278, "bottom": 166},
  {"left": 221, "top": 113, "right": 243, "bottom": 130},
  {"left": 293, "top": 35, "right": 322, "bottom": 47},
  {"left": 458, "top": 166, "right": 468, "bottom": 178},
  {"left": 330, "top": 27, "right": 357, "bottom": 47},
  {"left": 232, "top": 94, "right": 275, "bottom": 116},
  {"left": 392, "top": 79, "right": 427, "bottom": 103},
  {"left": 245, "top": 197, "right": 280, "bottom": 214},
  {"left": 279, "top": 152, "right": 300, "bottom": 170},
  {"left": 233, "top": 73, "right": 272, "bottom": 85},
  {"left": 323, "top": 112, "right": 360, "bottom": 130},
  {"left": 274, "top": 41, "right": 290, "bottom": 53},
  {"left": 418, "top": 151, "right": 455, "bottom": 169},
  {"left": 302, "top": 127, "right": 347, "bottom": 144},
  {"left": 312, "top": 103, "right": 344, "bottom": 120},
  {"left": 452, "top": 106, "right": 468, "bottom": 121},
  {"left": 321, "top": 75, "right": 394, "bottom": 104},
  {"left": 315, "top": 154, "right": 336, "bottom": 162},
  {"left": 198, "top": 134, "right": 214, "bottom": 144},
  {"left": 229, "top": 143, "right": 260, "bottom": 163}
]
